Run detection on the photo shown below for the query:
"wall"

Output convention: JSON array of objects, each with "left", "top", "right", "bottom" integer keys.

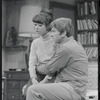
[
  {"left": 2, "top": 0, "right": 76, "bottom": 75},
  {"left": 51, "top": 0, "right": 75, "bottom": 5},
  {"left": 2, "top": 0, "right": 50, "bottom": 75},
  {"left": 2, "top": 0, "right": 7, "bottom": 76}
]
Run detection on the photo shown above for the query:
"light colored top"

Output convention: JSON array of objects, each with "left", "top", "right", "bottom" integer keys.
[
  {"left": 29, "top": 34, "right": 55, "bottom": 79},
  {"left": 37, "top": 36, "right": 88, "bottom": 99}
]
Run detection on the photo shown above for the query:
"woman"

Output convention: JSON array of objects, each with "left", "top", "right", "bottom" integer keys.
[{"left": 22, "top": 8, "right": 56, "bottom": 97}]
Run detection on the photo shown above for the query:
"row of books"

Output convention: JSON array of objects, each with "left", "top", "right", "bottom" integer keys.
[
  {"left": 77, "top": 1, "right": 97, "bottom": 16},
  {"left": 77, "top": 19, "right": 98, "bottom": 30},
  {"left": 77, "top": 32, "right": 98, "bottom": 44},
  {"left": 84, "top": 47, "right": 98, "bottom": 59},
  {"left": 76, "top": 0, "right": 97, "bottom": 2}
]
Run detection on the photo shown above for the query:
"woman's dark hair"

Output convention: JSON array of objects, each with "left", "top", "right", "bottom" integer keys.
[
  {"left": 40, "top": 9, "right": 53, "bottom": 20},
  {"left": 32, "top": 8, "right": 53, "bottom": 30}
]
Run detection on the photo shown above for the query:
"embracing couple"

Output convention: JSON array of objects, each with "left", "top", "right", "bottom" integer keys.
[{"left": 22, "top": 8, "right": 88, "bottom": 100}]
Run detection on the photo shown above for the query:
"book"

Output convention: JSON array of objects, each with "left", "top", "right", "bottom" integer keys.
[
  {"left": 90, "top": 19, "right": 96, "bottom": 29},
  {"left": 88, "top": 2, "right": 92, "bottom": 14},
  {"left": 80, "top": 20, "right": 84, "bottom": 30},
  {"left": 87, "top": 19, "right": 93, "bottom": 29},
  {"left": 94, "top": 19, "right": 98, "bottom": 25},
  {"left": 84, "top": 2, "right": 88, "bottom": 15},
  {"left": 80, "top": 3, "right": 84, "bottom": 16},
  {"left": 83, "top": 19, "right": 88, "bottom": 30},
  {"left": 91, "top": 19, "right": 98, "bottom": 29},
  {"left": 85, "top": 32, "right": 88, "bottom": 44},
  {"left": 77, "top": 34, "right": 81, "bottom": 43},
  {"left": 93, "top": 32, "right": 97, "bottom": 44},
  {"left": 92, "top": 47, "right": 97, "bottom": 58},
  {"left": 77, "top": 4, "right": 81, "bottom": 16},
  {"left": 91, "top": 1, "right": 96, "bottom": 14},
  {"left": 88, "top": 48, "right": 94, "bottom": 59},
  {"left": 77, "top": 20, "right": 81, "bottom": 30}
]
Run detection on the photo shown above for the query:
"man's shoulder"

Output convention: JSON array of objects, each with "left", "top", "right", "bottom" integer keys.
[{"left": 58, "top": 45, "right": 70, "bottom": 55}]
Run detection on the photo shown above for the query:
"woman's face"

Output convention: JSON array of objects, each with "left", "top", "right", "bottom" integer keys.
[{"left": 33, "top": 22, "right": 47, "bottom": 36}]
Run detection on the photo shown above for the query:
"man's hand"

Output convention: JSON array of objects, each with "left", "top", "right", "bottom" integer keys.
[{"left": 40, "top": 75, "right": 52, "bottom": 84}]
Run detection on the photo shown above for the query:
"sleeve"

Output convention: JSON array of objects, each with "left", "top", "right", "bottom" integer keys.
[
  {"left": 28, "top": 41, "right": 38, "bottom": 79},
  {"left": 42, "top": 47, "right": 71, "bottom": 75}
]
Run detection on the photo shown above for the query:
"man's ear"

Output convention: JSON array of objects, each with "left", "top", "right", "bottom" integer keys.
[{"left": 61, "top": 30, "right": 66, "bottom": 38}]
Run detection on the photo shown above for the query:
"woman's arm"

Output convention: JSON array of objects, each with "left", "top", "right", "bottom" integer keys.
[{"left": 28, "top": 41, "right": 38, "bottom": 84}]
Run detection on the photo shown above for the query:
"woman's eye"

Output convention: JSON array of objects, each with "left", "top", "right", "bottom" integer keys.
[
  {"left": 34, "top": 23, "right": 37, "bottom": 26},
  {"left": 39, "top": 24, "right": 42, "bottom": 27}
]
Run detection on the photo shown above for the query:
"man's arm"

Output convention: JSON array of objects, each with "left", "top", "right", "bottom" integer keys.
[
  {"left": 38, "top": 47, "right": 71, "bottom": 84},
  {"left": 39, "top": 75, "right": 52, "bottom": 84},
  {"left": 42, "top": 47, "right": 71, "bottom": 75}
]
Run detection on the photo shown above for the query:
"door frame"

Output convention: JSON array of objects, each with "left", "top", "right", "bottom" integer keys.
[{"left": 49, "top": 1, "right": 77, "bottom": 39}]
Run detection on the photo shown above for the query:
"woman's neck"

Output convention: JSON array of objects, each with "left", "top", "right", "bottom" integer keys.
[{"left": 41, "top": 32, "right": 50, "bottom": 41}]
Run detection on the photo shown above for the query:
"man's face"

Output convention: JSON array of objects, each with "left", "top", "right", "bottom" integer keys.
[
  {"left": 50, "top": 27, "right": 62, "bottom": 43},
  {"left": 33, "top": 22, "right": 47, "bottom": 36}
]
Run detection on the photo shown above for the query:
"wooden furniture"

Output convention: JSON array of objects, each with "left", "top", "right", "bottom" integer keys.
[
  {"left": 76, "top": 0, "right": 98, "bottom": 62},
  {"left": 4, "top": 71, "right": 30, "bottom": 100},
  {"left": 76, "top": 0, "right": 98, "bottom": 100},
  {"left": 2, "top": 45, "right": 27, "bottom": 51},
  {"left": 2, "top": 77, "right": 6, "bottom": 100}
]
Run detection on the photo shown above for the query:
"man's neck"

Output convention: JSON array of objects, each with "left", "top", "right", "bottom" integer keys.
[{"left": 56, "top": 36, "right": 73, "bottom": 45}]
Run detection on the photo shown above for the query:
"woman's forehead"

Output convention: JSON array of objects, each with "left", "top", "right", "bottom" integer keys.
[{"left": 33, "top": 22, "right": 45, "bottom": 25}]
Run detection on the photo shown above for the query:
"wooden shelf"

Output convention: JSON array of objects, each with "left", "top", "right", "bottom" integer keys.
[
  {"left": 2, "top": 45, "right": 27, "bottom": 51},
  {"left": 82, "top": 44, "right": 98, "bottom": 47},
  {"left": 76, "top": 0, "right": 98, "bottom": 3},
  {"left": 77, "top": 29, "right": 98, "bottom": 32},
  {"left": 76, "top": 0, "right": 98, "bottom": 63},
  {"left": 88, "top": 57, "right": 98, "bottom": 62},
  {"left": 77, "top": 14, "right": 97, "bottom": 19}
]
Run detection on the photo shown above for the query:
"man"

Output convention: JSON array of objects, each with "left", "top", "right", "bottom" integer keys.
[{"left": 26, "top": 18, "right": 88, "bottom": 100}]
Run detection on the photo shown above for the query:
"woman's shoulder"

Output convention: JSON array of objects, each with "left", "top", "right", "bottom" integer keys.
[{"left": 31, "top": 37, "right": 42, "bottom": 45}]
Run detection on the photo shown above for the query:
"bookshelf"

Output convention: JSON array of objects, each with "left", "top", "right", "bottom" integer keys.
[{"left": 76, "top": 0, "right": 98, "bottom": 62}]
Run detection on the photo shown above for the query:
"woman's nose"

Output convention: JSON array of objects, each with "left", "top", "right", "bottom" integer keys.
[{"left": 35, "top": 25, "right": 38, "bottom": 29}]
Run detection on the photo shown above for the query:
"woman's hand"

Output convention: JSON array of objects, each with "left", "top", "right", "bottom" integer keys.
[
  {"left": 31, "top": 77, "right": 38, "bottom": 84},
  {"left": 22, "top": 84, "right": 27, "bottom": 95}
]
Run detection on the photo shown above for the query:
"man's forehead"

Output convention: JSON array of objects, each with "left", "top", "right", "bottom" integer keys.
[{"left": 51, "top": 27, "right": 57, "bottom": 31}]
